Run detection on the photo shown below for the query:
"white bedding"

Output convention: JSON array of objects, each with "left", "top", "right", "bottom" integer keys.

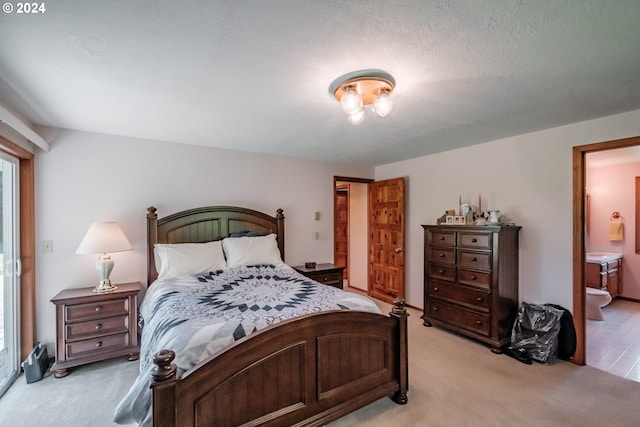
[{"left": 113, "top": 263, "right": 380, "bottom": 426}]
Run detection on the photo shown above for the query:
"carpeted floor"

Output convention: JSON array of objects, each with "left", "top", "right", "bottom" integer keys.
[{"left": 2, "top": 305, "right": 640, "bottom": 427}]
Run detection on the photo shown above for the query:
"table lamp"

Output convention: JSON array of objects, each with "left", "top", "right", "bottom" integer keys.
[{"left": 76, "top": 222, "right": 132, "bottom": 293}]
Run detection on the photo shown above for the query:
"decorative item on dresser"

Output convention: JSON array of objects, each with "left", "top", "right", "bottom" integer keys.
[
  {"left": 292, "top": 262, "right": 345, "bottom": 289},
  {"left": 422, "top": 224, "right": 521, "bottom": 353},
  {"left": 50, "top": 282, "right": 140, "bottom": 378}
]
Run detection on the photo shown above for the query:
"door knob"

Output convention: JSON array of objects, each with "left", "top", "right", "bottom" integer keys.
[{"left": 395, "top": 247, "right": 402, "bottom": 253}]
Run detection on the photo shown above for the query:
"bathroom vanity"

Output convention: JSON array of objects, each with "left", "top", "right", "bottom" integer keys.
[{"left": 586, "top": 252, "right": 623, "bottom": 298}]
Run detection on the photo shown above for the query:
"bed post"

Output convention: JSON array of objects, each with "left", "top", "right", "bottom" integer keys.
[
  {"left": 390, "top": 298, "right": 409, "bottom": 404},
  {"left": 151, "top": 350, "right": 178, "bottom": 427},
  {"left": 147, "top": 207, "right": 158, "bottom": 286},
  {"left": 276, "top": 208, "right": 285, "bottom": 261}
]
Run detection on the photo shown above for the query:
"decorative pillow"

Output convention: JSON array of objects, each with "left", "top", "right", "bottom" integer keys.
[
  {"left": 154, "top": 240, "right": 226, "bottom": 280},
  {"left": 222, "top": 233, "right": 283, "bottom": 268}
]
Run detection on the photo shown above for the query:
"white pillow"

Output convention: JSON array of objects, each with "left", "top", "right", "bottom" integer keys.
[
  {"left": 154, "top": 240, "right": 226, "bottom": 280},
  {"left": 222, "top": 233, "right": 283, "bottom": 268}
]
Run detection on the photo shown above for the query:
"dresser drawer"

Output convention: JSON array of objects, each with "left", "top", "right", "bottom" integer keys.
[
  {"left": 427, "top": 300, "right": 490, "bottom": 336},
  {"left": 457, "top": 251, "right": 491, "bottom": 270},
  {"left": 458, "top": 232, "right": 491, "bottom": 250},
  {"left": 65, "top": 298, "right": 129, "bottom": 322},
  {"left": 428, "top": 263, "right": 455, "bottom": 281},
  {"left": 428, "top": 281, "right": 490, "bottom": 310},
  {"left": 429, "top": 248, "right": 455, "bottom": 265},
  {"left": 66, "top": 315, "right": 129, "bottom": 341},
  {"left": 66, "top": 332, "right": 130, "bottom": 359},
  {"left": 458, "top": 269, "right": 491, "bottom": 288},
  {"left": 430, "top": 231, "right": 455, "bottom": 247}
]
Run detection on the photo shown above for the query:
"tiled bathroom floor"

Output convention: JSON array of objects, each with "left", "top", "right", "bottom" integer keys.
[{"left": 586, "top": 298, "right": 640, "bottom": 382}]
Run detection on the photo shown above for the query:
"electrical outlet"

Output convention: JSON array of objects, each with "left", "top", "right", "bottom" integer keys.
[{"left": 42, "top": 240, "right": 53, "bottom": 253}]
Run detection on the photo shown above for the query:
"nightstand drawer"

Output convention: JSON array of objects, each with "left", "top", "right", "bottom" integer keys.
[
  {"left": 66, "top": 315, "right": 129, "bottom": 341},
  {"left": 313, "top": 272, "right": 342, "bottom": 285},
  {"left": 65, "top": 298, "right": 129, "bottom": 322},
  {"left": 66, "top": 332, "right": 130, "bottom": 359}
]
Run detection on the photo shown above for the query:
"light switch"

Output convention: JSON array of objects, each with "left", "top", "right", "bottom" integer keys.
[
  {"left": 42, "top": 240, "right": 53, "bottom": 253},
  {"left": 314, "top": 211, "right": 320, "bottom": 221}
]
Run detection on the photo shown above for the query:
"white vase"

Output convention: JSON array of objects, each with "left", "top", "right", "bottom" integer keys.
[{"left": 487, "top": 210, "right": 501, "bottom": 224}]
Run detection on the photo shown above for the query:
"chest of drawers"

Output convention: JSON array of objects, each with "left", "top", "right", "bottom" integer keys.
[
  {"left": 50, "top": 282, "right": 140, "bottom": 377},
  {"left": 422, "top": 225, "right": 521, "bottom": 352}
]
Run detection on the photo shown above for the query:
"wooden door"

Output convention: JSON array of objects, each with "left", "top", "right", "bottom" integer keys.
[
  {"left": 335, "top": 187, "right": 349, "bottom": 280},
  {"left": 369, "top": 177, "right": 405, "bottom": 303}
]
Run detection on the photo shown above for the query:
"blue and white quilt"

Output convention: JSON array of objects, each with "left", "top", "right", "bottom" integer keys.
[{"left": 114, "top": 264, "right": 381, "bottom": 426}]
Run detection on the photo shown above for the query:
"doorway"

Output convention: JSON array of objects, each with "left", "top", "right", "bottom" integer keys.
[
  {"left": 333, "top": 176, "right": 406, "bottom": 303},
  {"left": 0, "top": 151, "right": 20, "bottom": 397},
  {"left": 573, "top": 135, "right": 640, "bottom": 366},
  {"left": 335, "top": 178, "right": 371, "bottom": 291}
]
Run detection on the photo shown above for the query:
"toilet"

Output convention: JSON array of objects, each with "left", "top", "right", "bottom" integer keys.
[{"left": 586, "top": 287, "right": 612, "bottom": 321}]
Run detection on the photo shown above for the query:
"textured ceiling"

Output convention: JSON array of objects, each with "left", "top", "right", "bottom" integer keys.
[{"left": 1, "top": 0, "right": 640, "bottom": 165}]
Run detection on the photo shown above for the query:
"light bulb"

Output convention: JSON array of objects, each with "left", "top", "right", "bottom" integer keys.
[
  {"left": 340, "top": 87, "right": 363, "bottom": 115},
  {"left": 347, "top": 107, "right": 365, "bottom": 125},
  {"left": 372, "top": 90, "right": 394, "bottom": 118}
]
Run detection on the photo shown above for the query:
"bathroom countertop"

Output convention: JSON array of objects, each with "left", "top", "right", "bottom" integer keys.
[{"left": 586, "top": 252, "right": 623, "bottom": 263}]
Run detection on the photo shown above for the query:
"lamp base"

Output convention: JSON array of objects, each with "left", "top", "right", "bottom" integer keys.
[{"left": 94, "top": 279, "right": 118, "bottom": 293}]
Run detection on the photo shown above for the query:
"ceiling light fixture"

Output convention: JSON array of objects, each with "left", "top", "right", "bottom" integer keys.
[{"left": 329, "top": 69, "right": 396, "bottom": 125}]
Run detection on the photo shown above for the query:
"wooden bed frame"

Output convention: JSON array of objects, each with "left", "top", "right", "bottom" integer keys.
[{"left": 146, "top": 206, "right": 408, "bottom": 427}]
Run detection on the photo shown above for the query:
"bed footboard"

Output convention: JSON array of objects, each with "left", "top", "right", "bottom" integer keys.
[{"left": 151, "top": 299, "right": 408, "bottom": 427}]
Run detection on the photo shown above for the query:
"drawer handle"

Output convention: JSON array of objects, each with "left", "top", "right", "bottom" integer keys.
[
  {"left": 433, "top": 287, "right": 439, "bottom": 292},
  {"left": 476, "top": 320, "right": 482, "bottom": 325},
  {"left": 438, "top": 269, "right": 444, "bottom": 274},
  {"left": 324, "top": 277, "right": 328, "bottom": 281},
  {"left": 476, "top": 297, "right": 483, "bottom": 302},
  {"left": 95, "top": 305, "right": 103, "bottom": 312},
  {"left": 95, "top": 323, "right": 102, "bottom": 330},
  {"left": 471, "top": 275, "right": 477, "bottom": 280},
  {"left": 471, "top": 257, "right": 477, "bottom": 261},
  {"left": 433, "top": 307, "right": 439, "bottom": 311},
  {"left": 96, "top": 341, "right": 103, "bottom": 348},
  {"left": 439, "top": 236, "right": 445, "bottom": 240},
  {"left": 439, "top": 253, "right": 445, "bottom": 257},
  {"left": 471, "top": 238, "right": 477, "bottom": 242}
]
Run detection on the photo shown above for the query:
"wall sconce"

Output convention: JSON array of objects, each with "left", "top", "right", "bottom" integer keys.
[
  {"left": 76, "top": 222, "right": 132, "bottom": 293},
  {"left": 329, "top": 69, "right": 395, "bottom": 125}
]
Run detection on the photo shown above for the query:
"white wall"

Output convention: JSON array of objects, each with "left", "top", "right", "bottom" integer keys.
[
  {"left": 375, "top": 109, "right": 640, "bottom": 310},
  {"left": 34, "top": 128, "right": 373, "bottom": 351}
]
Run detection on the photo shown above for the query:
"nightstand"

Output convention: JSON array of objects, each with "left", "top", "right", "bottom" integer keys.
[
  {"left": 50, "top": 282, "right": 141, "bottom": 378},
  {"left": 293, "top": 263, "right": 345, "bottom": 289}
]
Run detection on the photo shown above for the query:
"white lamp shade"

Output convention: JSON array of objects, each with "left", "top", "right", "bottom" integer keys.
[{"left": 76, "top": 222, "right": 132, "bottom": 254}]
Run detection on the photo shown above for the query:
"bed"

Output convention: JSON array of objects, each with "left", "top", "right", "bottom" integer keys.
[{"left": 115, "top": 205, "right": 408, "bottom": 427}]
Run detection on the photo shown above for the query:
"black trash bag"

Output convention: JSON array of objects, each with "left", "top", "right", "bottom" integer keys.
[
  {"left": 510, "top": 302, "right": 564, "bottom": 363},
  {"left": 544, "top": 303, "right": 576, "bottom": 360}
]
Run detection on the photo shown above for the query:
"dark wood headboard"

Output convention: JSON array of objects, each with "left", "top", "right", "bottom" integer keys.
[{"left": 146, "top": 206, "right": 285, "bottom": 285}]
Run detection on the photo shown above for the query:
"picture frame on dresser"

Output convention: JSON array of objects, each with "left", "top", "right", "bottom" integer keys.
[{"left": 422, "top": 224, "right": 521, "bottom": 353}]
